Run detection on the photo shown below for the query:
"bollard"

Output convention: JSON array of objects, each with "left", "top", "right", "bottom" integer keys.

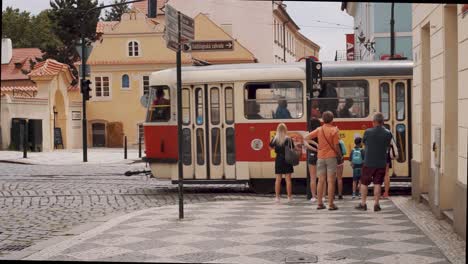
[
  {"left": 23, "top": 120, "right": 28, "bottom": 158},
  {"left": 124, "top": 136, "right": 127, "bottom": 159},
  {"left": 138, "top": 135, "right": 142, "bottom": 158}
]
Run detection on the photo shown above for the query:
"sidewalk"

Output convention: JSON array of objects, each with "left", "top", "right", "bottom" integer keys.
[
  {"left": 8, "top": 196, "right": 464, "bottom": 264},
  {"left": 0, "top": 148, "right": 141, "bottom": 165}
]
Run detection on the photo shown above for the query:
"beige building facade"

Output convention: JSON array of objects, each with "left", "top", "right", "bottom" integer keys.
[
  {"left": 86, "top": 7, "right": 256, "bottom": 147},
  {"left": 166, "top": 0, "right": 320, "bottom": 63},
  {"left": 411, "top": 4, "right": 467, "bottom": 239}
]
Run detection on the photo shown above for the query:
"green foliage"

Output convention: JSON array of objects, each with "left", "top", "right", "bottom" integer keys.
[
  {"left": 1, "top": 7, "right": 60, "bottom": 50},
  {"left": 42, "top": 0, "right": 102, "bottom": 81},
  {"left": 103, "top": 0, "right": 130, "bottom": 21}
]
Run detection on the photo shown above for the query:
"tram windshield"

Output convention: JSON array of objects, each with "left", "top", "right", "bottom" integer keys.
[
  {"left": 314, "top": 80, "right": 369, "bottom": 118},
  {"left": 146, "top": 86, "right": 171, "bottom": 122}
]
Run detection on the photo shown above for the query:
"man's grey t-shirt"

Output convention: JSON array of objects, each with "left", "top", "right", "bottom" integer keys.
[{"left": 363, "top": 126, "right": 392, "bottom": 168}]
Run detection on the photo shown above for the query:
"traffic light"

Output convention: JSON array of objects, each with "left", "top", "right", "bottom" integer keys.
[
  {"left": 310, "top": 60, "right": 322, "bottom": 98},
  {"left": 148, "top": 0, "right": 157, "bottom": 18},
  {"left": 81, "top": 79, "right": 92, "bottom": 101}
]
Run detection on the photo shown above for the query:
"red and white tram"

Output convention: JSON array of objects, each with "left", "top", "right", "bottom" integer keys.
[{"left": 143, "top": 61, "right": 412, "bottom": 193}]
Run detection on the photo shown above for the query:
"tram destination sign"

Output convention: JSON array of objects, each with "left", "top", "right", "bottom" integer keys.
[
  {"left": 164, "top": 4, "right": 195, "bottom": 51},
  {"left": 187, "top": 40, "right": 234, "bottom": 52}
]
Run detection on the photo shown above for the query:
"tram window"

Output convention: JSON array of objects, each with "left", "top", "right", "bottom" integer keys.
[
  {"left": 244, "top": 81, "right": 303, "bottom": 119},
  {"left": 182, "top": 128, "right": 192, "bottom": 165},
  {"left": 225, "top": 87, "right": 234, "bottom": 124},
  {"left": 396, "top": 82, "right": 405, "bottom": 121},
  {"left": 226, "top": 127, "right": 235, "bottom": 165},
  {"left": 316, "top": 80, "right": 369, "bottom": 118},
  {"left": 196, "top": 128, "right": 205, "bottom": 165},
  {"left": 195, "top": 88, "right": 204, "bottom": 125},
  {"left": 182, "top": 88, "right": 190, "bottom": 125},
  {"left": 146, "top": 86, "right": 170, "bottom": 122},
  {"left": 210, "top": 87, "right": 220, "bottom": 125},
  {"left": 395, "top": 124, "right": 406, "bottom": 163},
  {"left": 211, "top": 128, "right": 221, "bottom": 165},
  {"left": 380, "top": 82, "right": 390, "bottom": 120}
]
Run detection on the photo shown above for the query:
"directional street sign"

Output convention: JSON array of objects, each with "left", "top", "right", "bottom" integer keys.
[
  {"left": 164, "top": 4, "right": 195, "bottom": 51},
  {"left": 188, "top": 40, "right": 234, "bottom": 52}
]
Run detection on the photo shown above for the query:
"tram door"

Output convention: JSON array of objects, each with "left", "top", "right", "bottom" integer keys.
[
  {"left": 379, "top": 80, "right": 409, "bottom": 177},
  {"left": 181, "top": 84, "right": 236, "bottom": 180}
]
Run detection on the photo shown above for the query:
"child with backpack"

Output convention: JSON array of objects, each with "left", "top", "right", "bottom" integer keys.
[{"left": 350, "top": 137, "right": 365, "bottom": 199}]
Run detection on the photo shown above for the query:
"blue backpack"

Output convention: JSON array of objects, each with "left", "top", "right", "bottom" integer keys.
[{"left": 351, "top": 148, "right": 363, "bottom": 165}]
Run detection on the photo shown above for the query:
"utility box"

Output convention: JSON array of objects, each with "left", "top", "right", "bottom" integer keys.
[{"left": 10, "top": 118, "right": 26, "bottom": 150}]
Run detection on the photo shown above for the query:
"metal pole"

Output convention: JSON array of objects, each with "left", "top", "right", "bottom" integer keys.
[
  {"left": 177, "top": 11, "right": 184, "bottom": 219},
  {"left": 23, "top": 120, "right": 28, "bottom": 158},
  {"left": 124, "top": 136, "right": 127, "bottom": 159},
  {"left": 390, "top": 2, "right": 395, "bottom": 58},
  {"left": 305, "top": 59, "right": 312, "bottom": 200},
  {"left": 138, "top": 134, "right": 142, "bottom": 158},
  {"left": 81, "top": 21, "right": 88, "bottom": 162}
]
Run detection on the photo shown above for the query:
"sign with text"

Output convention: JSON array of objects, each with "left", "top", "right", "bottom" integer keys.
[
  {"left": 164, "top": 4, "right": 194, "bottom": 51},
  {"left": 346, "top": 34, "right": 355, "bottom": 61},
  {"left": 188, "top": 40, "right": 233, "bottom": 51}
]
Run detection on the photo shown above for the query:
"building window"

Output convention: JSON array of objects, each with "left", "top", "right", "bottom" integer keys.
[
  {"left": 137, "top": 123, "right": 144, "bottom": 142},
  {"left": 128, "top": 41, "right": 139, "bottom": 56},
  {"left": 122, "top": 74, "right": 129, "bottom": 89},
  {"left": 244, "top": 81, "right": 303, "bottom": 119},
  {"left": 143, "top": 75, "right": 150, "bottom": 95},
  {"left": 95, "top": 76, "right": 110, "bottom": 97},
  {"left": 274, "top": 19, "right": 277, "bottom": 43}
]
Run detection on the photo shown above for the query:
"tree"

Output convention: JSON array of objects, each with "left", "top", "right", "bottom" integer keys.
[
  {"left": 43, "top": 0, "right": 102, "bottom": 81},
  {"left": 2, "top": 7, "right": 34, "bottom": 48},
  {"left": 103, "top": 0, "right": 130, "bottom": 21}
]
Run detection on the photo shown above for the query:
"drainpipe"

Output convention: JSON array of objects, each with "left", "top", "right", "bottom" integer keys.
[{"left": 390, "top": 2, "right": 395, "bottom": 58}]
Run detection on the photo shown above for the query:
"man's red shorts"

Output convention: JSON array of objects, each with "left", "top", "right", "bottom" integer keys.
[{"left": 361, "top": 165, "right": 386, "bottom": 186}]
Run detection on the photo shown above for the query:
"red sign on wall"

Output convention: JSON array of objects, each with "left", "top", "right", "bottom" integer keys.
[{"left": 346, "top": 34, "right": 355, "bottom": 60}]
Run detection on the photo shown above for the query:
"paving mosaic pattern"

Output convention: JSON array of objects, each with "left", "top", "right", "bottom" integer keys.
[{"left": 25, "top": 198, "right": 451, "bottom": 264}]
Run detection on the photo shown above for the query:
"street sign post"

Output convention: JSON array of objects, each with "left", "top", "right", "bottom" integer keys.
[
  {"left": 186, "top": 40, "right": 234, "bottom": 52},
  {"left": 164, "top": 4, "right": 196, "bottom": 220},
  {"left": 165, "top": 4, "right": 194, "bottom": 52}
]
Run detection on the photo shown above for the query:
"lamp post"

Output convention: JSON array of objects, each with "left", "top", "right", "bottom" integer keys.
[
  {"left": 76, "top": 0, "right": 144, "bottom": 162},
  {"left": 390, "top": 2, "right": 395, "bottom": 59}
]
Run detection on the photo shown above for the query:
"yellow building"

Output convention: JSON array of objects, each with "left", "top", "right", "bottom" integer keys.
[
  {"left": 1, "top": 41, "right": 82, "bottom": 151},
  {"left": 86, "top": 7, "right": 256, "bottom": 148},
  {"left": 411, "top": 4, "right": 467, "bottom": 239}
]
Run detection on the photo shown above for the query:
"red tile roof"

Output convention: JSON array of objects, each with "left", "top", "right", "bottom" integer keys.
[
  {"left": 28, "top": 59, "right": 70, "bottom": 77},
  {"left": 1, "top": 85, "right": 37, "bottom": 92},
  {"left": 133, "top": 0, "right": 166, "bottom": 16},
  {"left": 1, "top": 48, "right": 43, "bottom": 81}
]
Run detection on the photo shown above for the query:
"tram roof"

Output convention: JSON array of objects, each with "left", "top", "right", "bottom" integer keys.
[{"left": 150, "top": 60, "right": 413, "bottom": 85}]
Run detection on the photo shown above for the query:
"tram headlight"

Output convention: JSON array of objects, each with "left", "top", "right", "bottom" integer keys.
[{"left": 316, "top": 64, "right": 321, "bottom": 70}]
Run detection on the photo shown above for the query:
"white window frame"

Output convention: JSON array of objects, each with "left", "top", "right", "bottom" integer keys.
[
  {"left": 93, "top": 75, "right": 112, "bottom": 101},
  {"left": 137, "top": 122, "right": 144, "bottom": 143},
  {"left": 142, "top": 75, "right": 150, "bottom": 96},
  {"left": 127, "top": 40, "right": 141, "bottom": 57}
]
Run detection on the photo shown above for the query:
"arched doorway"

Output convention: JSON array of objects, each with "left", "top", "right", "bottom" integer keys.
[{"left": 53, "top": 89, "right": 67, "bottom": 149}]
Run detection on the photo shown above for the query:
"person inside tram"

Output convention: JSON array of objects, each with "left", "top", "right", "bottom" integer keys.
[
  {"left": 318, "top": 84, "right": 338, "bottom": 117},
  {"left": 246, "top": 100, "right": 263, "bottom": 119},
  {"left": 275, "top": 98, "right": 292, "bottom": 119},
  {"left": 338, "top": 98, "right": 355, "bottom": 118},
  {"left": 311, "top": 99, "right": 321, "bottom": 118},
  {"left": 151, "top": 88, "right": 170, "bottom": 121}
]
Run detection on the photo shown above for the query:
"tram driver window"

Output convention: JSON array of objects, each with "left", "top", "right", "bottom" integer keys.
[
  {"left": 146, "top": 86, "right": 171, "bottom": 122},
  {"left": 316, "top": 80, "right": 369, "bottom": 118},
  {"left": 244, "top": 81, "right": 303, "bottom": 119}
]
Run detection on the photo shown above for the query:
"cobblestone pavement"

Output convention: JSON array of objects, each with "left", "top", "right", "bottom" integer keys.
[
  {"left": 0, "top": 162, "right": 252, "bottom": 257},
  {"left": 20, "top": 198, "right": 454, "bottom": 264}
]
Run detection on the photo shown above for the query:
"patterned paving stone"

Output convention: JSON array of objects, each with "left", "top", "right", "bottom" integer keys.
[{"left": 19, "top": 198, "right": 455, "bottom": 264}]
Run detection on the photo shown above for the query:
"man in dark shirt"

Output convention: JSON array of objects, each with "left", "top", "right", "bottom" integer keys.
[{"left": 355, "top": 112, "right": 392, "bottom": 212}]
